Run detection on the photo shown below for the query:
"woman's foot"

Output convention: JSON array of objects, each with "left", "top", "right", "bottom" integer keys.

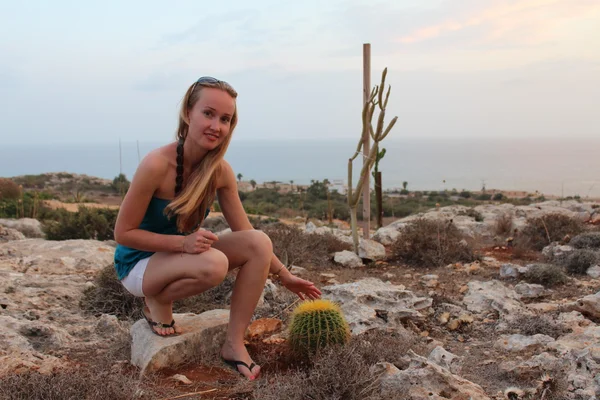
[
  {"left": 220, "top": 340, "right": 260, "bottom": 380},
  {"left": 144, "top": 297, "right": 181, "bottom": 335}
]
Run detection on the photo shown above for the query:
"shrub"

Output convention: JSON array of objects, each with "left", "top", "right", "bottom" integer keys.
[
  {"left": 458, "top": 208, "right": 484, "bottom": 222},
  {"left": 564, "top": 249, "right": 599, "bottom": 275},
  {"left": 495, "top": 212, "right": 513, "bottom": 236},
  {"left": 43, "top": 207, "right": 118, "bottom": 241},
  {"left": 391, "top": 218, "right": 477, "bottom": 267},
  {"left": 0, "top": 178, "right": 21, "bottom": 200},
  {"left": 492, "top": 193, "right": 504, "bottom": 201},
  {"left": 459, "top": 190, "right": 472, "bottom": 198},
  {"left": 253, "top": 330, "right": 424, "bottom": 400},
  {"left": 521, "top": 213, "right": 584, "bottom": 250},
  {"left": 506, "top": 314, "right": 570, "bottom": 339},
  {"left": 522, "top": 264, "right": 567, "bottom": 287},
  {"left": 570, "top": 232, "right": 600, "bottom": 250},
  {"left": 80, "top": 264, "right": 236, "bottom": 320},
  {"left": 0, "top": 365, "right": 143, "bottom": 400},
  {"left": 262, "top": 223, "right": 351, "bottom": 268}
]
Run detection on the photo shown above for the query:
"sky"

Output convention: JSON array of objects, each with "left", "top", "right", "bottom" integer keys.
[{"left": 1, "top": 0, "right": 599, "bottom": 145}]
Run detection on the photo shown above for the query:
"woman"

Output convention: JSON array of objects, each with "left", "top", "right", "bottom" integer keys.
[{"left": 113, "top": 76, "right": 322, "bottom": 380}]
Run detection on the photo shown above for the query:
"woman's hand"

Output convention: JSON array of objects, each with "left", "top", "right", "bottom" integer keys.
[
  {"left": 182, "top": 229, "right": 219, "bottom": 253},
  {"left": 280, "top": 273, "right": 322, "bottom": 300}
]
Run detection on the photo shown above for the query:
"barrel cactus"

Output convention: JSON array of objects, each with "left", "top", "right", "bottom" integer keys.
[{"left": 288, "top": 299, "right": 351, "bottom": 356}]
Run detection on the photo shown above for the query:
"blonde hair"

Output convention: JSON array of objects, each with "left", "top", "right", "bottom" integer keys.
[{"left": 165, "top": 78, "right": 238, "bottom": 233}]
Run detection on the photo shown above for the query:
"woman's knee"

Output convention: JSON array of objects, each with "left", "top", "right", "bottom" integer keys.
[
  {"left": 247, "top": 230, "right": 273, "bottom": 257},
  {"left": 193, "top": 249, "right": 229, "bottom": 287}
]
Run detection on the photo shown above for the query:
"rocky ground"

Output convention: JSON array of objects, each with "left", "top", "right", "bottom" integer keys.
[{"left": 1, "top": 200, "right": 599, "bottom": 399}]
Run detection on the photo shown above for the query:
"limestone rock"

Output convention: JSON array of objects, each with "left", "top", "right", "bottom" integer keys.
[
  {"left": 372, "top": 226, "right": 401, "bottom": 246},
  {"left": 358, "top": 239, "right": 386, "bottom": 261},
  {"left": 0, "top": 218, "right": 44, "bottom": 238},
  {"left": 494, "top": 334, "right": 555, "bottom": 352},
  {"left": 463, "top": 280, "right": 525, "bottom": 316},
  {"left": 0, "top": 239, "right": 115, "bottom": 275},
  {"left": 0, "top": 226, "right": 25, "bottom": 242},
  {"left": 514, "top": 282, "right": 545, "bottom": 299},
  {"left": 130, "top": 310, "right": 229, "bottom": 373},
  {"left": 427, "top": 346, "right": 461, "bottom": 374},
  {"left": 322, "top": 278, "right": 431, "bottom": 334},
  {"left": 371, "top": 351, "right": 491, "bottom": 400},
  {"left": 333, "top": 250, "right": 363, "bottom": 268}
]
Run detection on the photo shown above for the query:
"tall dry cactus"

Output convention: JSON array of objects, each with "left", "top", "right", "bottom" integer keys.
[
  {"left": 288, "top": 299, "right": 351, "bottom": 356},
  {"left": 348, "top": 68, "right": 398, "bottom": 253}
]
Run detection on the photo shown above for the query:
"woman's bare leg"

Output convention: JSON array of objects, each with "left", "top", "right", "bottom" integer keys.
[
  {"left": 142, "top": 248, "right": 229, "bottom": 335},
  {"left": 211, "top": 230, "right": 272, "bottom": 379}
]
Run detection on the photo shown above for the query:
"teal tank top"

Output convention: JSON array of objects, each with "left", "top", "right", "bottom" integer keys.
[{"left": 113, "top": 196, "right": 209, "bottom": 280}]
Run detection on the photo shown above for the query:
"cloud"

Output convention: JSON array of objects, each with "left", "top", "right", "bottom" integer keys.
[{"left": 396, "top": 0, "right": 600, "bottom": 47}]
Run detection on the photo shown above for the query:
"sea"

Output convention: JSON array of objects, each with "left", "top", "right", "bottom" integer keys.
[{"left": 1, "top": 137, "right": 599, "bottom": 198}]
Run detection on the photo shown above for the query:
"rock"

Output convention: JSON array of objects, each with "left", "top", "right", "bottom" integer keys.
[
  {"left": 494, "top": 334, "right": 555, "bottom": 352},
  {"left": 358, "top": 239, "right": 386, "bottom": 261},
  {"left": 289, "top": 266, "right": 308, "bottom": 276},
  {"left": 0, "top": 239, "right": 115, "bottom": 275},
  {"left": 95, "top": 314, "right": 126, "bottom": 336},
  {"left": 333, "top": 250, "right": 363, "bottom": 268},
  {"left": 463, "top": 280, "right": 525, "bottom": 316},
  {"left": 573, "top": 292, "right": 600, "bottom": 319},
  {"left": 0, "top": 226, "right": 25, "bottom": 242},
  {"left": 371, "top": 351, "right": 491, "bottom": 400},
  {"left": 427, "top": 346, "right": 461, "bottom": 374},
  {"left": 245, "top": 318, "right": 282, "bottom": 339},
  {"left": 499, "top": 352, "right": 561, "bottom": 376},
  {"left": 372, "top": 226, "right": 401, "bottom": 246},
  {"left": 322, "top": 278, "right": 431, "bottom": 334},
  {"left": 200, "top": 215, "right": 229, "bottom": 233},
  {"left": 587, "top": 265, "right": 600, "bottom": 279},
  {"left": 514, "top": 282, "right": 545, "bottom": 299},
  {"left": 420, "top": 274, "right": 439, "bottom": 288},
  {"left": 542, "top": 243, "right": 574, "bottom": 264},
  {"left": 171, "top": 374, "right": 192, "bottom": 385},
  {"left": 499, "top": 263, "right": 520, "bottom": 279},
  {"left": 305, "top": 222, "right": 317, "bottom": 233},
  {"left": 0, "top": 239, "right": 121, "bottom": 375},
  {"left": 130, "top": 310, "right": 229, "bottom": 373},
  {"left": 0, "top": 218, "right": 44, "bottom": 238}
]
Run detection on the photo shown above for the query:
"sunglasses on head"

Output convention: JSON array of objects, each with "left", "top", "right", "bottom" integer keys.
[{"left": 192, "top": 76, "right": 237, "bottom": 95}]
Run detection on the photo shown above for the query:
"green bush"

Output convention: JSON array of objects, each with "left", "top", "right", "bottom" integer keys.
[
  {"left": 391, "top": 218, "right": 477, "bottom": 267},
  {"left": 521, "top": 213, "right": 584, "bottom": 250},
  {"left": 492, "top": 193, "right": 504, "bottom": 201},
  {"left": 43, "top": 207, "right": 118, "bottom": 241}
]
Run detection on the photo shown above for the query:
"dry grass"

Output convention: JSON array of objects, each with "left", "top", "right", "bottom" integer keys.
[
  {"left": 262, "top": 223, "right": 351, "bottom": 268},
  {"left": 0, "top": 328, "right": 166, "bottom": 400},
  {"left": 252, "top": 329, "right": 425, "bottom": 400},
  {"left": 506, "top": 314, "right": 570, "bottom": 339},
  {"left": 522, "top": 264, "right": 568, "bottom": 287},
  {"left": 80, "top": 264, "right": 236, "bottom": 320},
  {"left": 390, "top": 218, "right": 477, "bottom": 267},
  {"left": 495, "top": 212, "right": 513, "bottom": 236},
  {"left": 520, "top": 213, "right": 584, "bottom": 251}
]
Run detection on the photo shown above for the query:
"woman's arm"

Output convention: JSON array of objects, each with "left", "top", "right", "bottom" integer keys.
[{"left": 114, "top": 152, "right": 185, "bottom": 253}]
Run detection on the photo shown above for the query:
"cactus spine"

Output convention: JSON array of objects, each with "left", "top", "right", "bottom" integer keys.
[{"left": 288, "top": 299, "right": 351, "bottom": 355}]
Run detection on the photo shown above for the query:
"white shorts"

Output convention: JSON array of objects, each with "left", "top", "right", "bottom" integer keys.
[{"left": 121, "top": 256, "right": 151, "bottom": 298}]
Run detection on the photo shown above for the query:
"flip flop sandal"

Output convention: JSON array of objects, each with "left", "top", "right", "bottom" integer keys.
[
  {"left": 141, "top": 309, "right": 179, "bottom": 337},
  {"left": 221, "top": 356, "right": 258, "bottom": 379}
]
